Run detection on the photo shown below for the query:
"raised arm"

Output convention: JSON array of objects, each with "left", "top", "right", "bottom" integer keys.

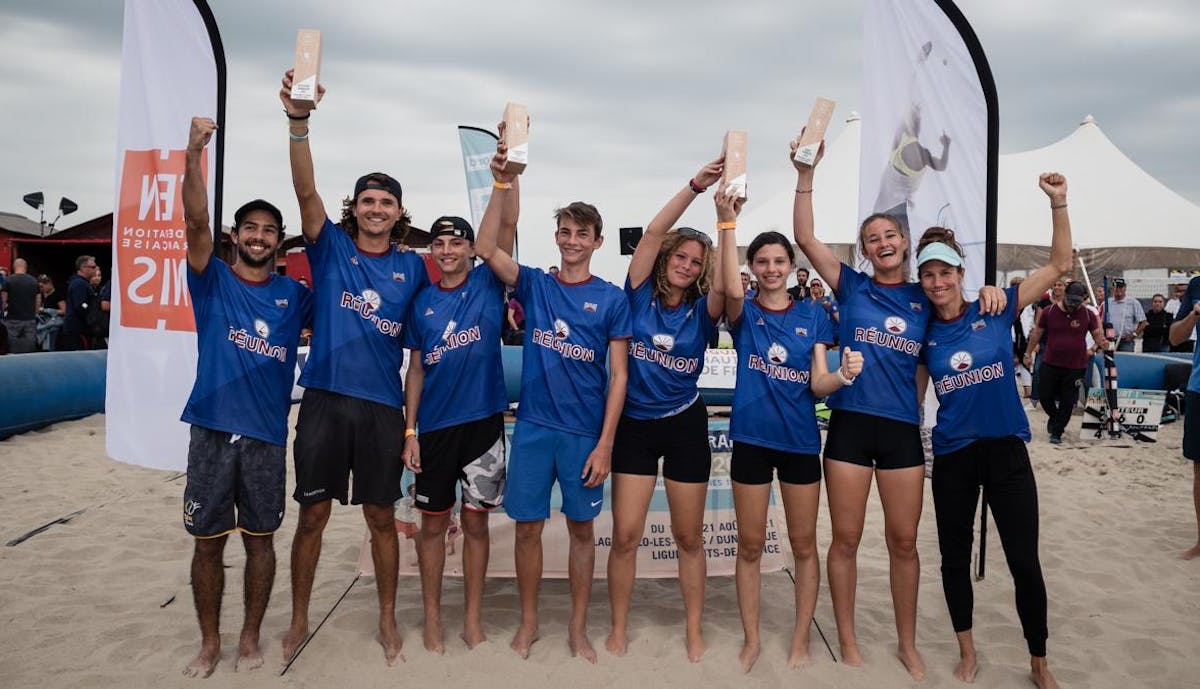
[
  {"left": 493, "top": 121, "right": 521, "bottom": 256},
  {"left": 1018, "top": 173, "right": 1073, "bottom": 309},
  {"left": 280, "top": 69, "right": 327, "bottom": 242},
  {"left": 790, "top": 135, "right": 843, "bottom": 292},
  {"left": 926, "top": 132, "right": 951, "bottom": 172},
  {"left": 715, "top": 184, "right": 746, "bottom": 323},
  {"left": 182, "top": 117, "right": 216, "bottom": 273},
  {"left": 475, "top": 147, "right": 520, "bottom": 286},
  {"left": 629, "top": 157, "right": 724, "bottom": 289}
]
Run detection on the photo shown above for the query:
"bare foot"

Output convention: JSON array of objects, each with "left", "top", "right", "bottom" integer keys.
[
  {"left": 377, "top": 618, "right": 405, "bottom": 666},
  {"left": 954, "top": 653, "right": 978, "bottom": 682},
  {"left": 183, "top": 641, "right": 220, "bottom": 678},
  {"left": 738, "top": 640, "right": 761, "bottom": 673},
  {"left": 1180, "top": 544, "right": 1200, "bottom": 560},
  {"left": 839, "top": 641, "right": 863, "bottom": 666},
  {"left": 281, "top": 621, "right": 308, "bottom": 663},
  {"left": 569, "top": 627, "right": 598, "bottom": 664},
  {"left": 684, "top": 626, "right": 705, "bottom": 663},
  {"left": 1031, "top": 658, "right": 1060, "bottom": 689},
  {"left": 460, "top": 624, "right": 487, "bottom": 650},
  {"left": 423, "top": 620, "right": 444, "bottom": 654},
  {"left": 510, "top": 623, "right": 539, "bottom": 659},
  {"left": 605, "top": 628, "right": 628, "bottom": 656},
  {"left": 235, "top": 631, "right": 264, "bottom": 672},
  {"left": 788, "top": 628, "right": 810, "bottom": 669},
  {"left": 897, "top": 645, "right": 927, "bottom": 680}
]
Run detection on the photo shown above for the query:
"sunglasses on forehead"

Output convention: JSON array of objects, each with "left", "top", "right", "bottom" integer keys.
[{"left": 674, "top": 226, "right": 713, "bottom": 247}]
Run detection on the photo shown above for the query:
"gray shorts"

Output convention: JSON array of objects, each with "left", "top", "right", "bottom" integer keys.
[{"left": 183, "top": 426, "right": 286, "bottom": 538}]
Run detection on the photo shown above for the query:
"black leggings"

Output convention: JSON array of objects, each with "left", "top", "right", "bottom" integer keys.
[
  {"left": 932, "top": 437, "right": 1048, "bottom": 657},
  {"left": 1037, "top": 363, "right": 1084, "bottom": 437}
]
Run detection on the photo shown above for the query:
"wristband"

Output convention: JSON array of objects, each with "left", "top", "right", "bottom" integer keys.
[
  {"left": 689, "top": 178, "right": 707, "bottom": 194},
  {"left": 493, "top": 181, "right": 513, "bottom": 190},
  {"left": 1050, "top": 202, "right": 1067, "bottom": 209},
  {"left": 716, "top": 221, "right": 736, "bottom": 231},
  {"left": 795, "top": 188, "right": 813, "bottom": 194},
  {"left": 285, "top": 110, "right": 310, "bottom": 121},
  {"left": 836, "top": 368, "right": 855, "bottom": 386},
  {"left": 289, "top": 130, "right": 309, "bottom": 142},
  {"left": 404, "top": 428, "right": 417, "bottom": 438}
]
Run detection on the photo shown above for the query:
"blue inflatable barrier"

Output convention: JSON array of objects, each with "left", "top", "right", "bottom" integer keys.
[
  {"left": 0, "top": 351, "right": 107, "bottom": 439},
  {"left": 1085, "top": 351, "right": 1192, "bottom": 391}
]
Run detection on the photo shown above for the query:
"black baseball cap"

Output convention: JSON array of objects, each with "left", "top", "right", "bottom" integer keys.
[
  {"left": 1112, "top": 278, "right": 1127, "bottom": 287},
  {"left": 233, "top": 199, "right": 284, "bottom": 232},
  {"left": 1064, "top": 281, "right": 1088, "bottom": 307},
  {"left": 429, "top": 215, "right": 475, "bottom": 242},
  {"left": 353, "top": 172, "right": 403, "bottom": 204}
]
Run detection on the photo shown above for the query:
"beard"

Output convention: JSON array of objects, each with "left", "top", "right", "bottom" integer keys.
[{"left": 237, "top": 244, "right": 274, "bottom": 269}]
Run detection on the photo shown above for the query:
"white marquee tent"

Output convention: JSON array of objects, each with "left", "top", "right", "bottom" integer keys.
[{"left": 738, "top": 114, "right": 1200, "bottom": 280}]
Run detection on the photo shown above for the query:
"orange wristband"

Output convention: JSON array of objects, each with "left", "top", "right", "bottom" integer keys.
[{"left": 716, "top": 221, "right": 736, "bottom": 230}]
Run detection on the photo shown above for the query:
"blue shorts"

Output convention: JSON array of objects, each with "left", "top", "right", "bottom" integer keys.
[{"left": 504, "top": 419, "right": 603, "bottom": 522}]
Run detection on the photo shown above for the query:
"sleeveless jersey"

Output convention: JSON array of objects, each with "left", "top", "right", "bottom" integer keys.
[
  {"left": 730, "top": 297, "right": 834, "bottom": 454},
  {"left": 623, "top": 277, "right": 717, "bottom": 420},
  {"left": 514, "top": 265, "right": 631, "bottom": 437},
  {"left": 298, "top": 218, "right": 429, "bottom": 409},
  {"left": 402, "top": 264, "right": 507, "bottom": 433},
  {"left": 182, "top": 259, "right": 313, "bottom": 446}
]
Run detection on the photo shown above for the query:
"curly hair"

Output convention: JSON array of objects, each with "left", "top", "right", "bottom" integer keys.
[
  {"left": 338, "top": 176, "right": 412, "bottom": 244},
  {"left": 651, "top": 230, "right": 713, "bottom": 305}
]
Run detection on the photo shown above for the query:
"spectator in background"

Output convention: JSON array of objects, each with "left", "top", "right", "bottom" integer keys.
[
  {"left": 86, "top": 269, "right": 110, "bottom": 350},
  {"left": 505, "top": 289, "right": 525, "bottom": 345},
  {"left": 62, "top": 255, "right": 98, "bottom": 350},
  {"left": 37, "top": 274, "right": 65, "bottom": 351},
  {"left": 2, "top": 259, "right": 41, "bottom": 353},
  {"left": 1029, "top": 278, "right": 1065, "bottom": 410},
  {"left": 1107, "top": 278, "right": 1146, "bottom": 352},
  {"left": 1165, "top": 283, "right": 1186, "bottom": 316},
  {"left": 1142, "top": 294, "right": 1173, "bottom": 353},
  {"left": 809, "top": 278, "right": 840, "bottom": 325},
  {"left": 787, "top": 266, "right": 811, "bottom": 301}
]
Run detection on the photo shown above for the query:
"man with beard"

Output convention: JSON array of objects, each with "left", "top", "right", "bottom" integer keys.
[
  {"left": 1024, "top": 282, "right": 1108, "bottom": 444},
  {"left": 179, "top": 117, "right": 313, "bottom": 677},
  {"left": 280, "top": 70, "right": 430, "bottom": 666}
]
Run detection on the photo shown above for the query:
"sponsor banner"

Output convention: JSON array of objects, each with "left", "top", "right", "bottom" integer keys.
[
  {"left": 860, "top": 0, "right": 996, "bottom": 295},
  {"left": 359, "top": 420, "right": 789, "bottom": 578},
  {"left": 107, "top": 0, "right": 224, "bottom": 470},
  {"left": 697, "top": 348, "right": 738, "bottom": 389},
  {"left": 457, "top": 126, "right": 501, "bottom": 231},
  {"left": 1082, "top": 388, "right": 1166, "bottom": 442}
]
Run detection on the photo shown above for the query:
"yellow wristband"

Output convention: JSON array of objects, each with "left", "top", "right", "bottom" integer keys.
[
  {"left": 493, "top": 181, "right": 513, "bottom": 190},
  {"left": 404, "top": 428, "right": 417, "bottom": 438},
  {"left": 716, "top": 221, "right": 736, "bottom": 230}
]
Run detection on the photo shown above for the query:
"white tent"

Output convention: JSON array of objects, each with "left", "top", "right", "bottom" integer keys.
[{"left": 738, "top": 114, "right": 1200, "bottom": 279}]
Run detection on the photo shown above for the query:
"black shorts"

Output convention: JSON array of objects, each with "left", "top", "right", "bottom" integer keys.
[
  {"left": 183, "top": 426, "right": 286, "bottom": 538},
  {"left": 731, "top": 441, "right": 821, "bottom": 485},
  {"left": 823, "top": 409, "right": 924, "bottom": 470},
  {"left": 612, "top": 397, "right": 712, "bottom": 484},
  {"left": 415, "top": 413, "right": 507, "bottom": 514},
  {"left": 293, "top": 388, "right": 405, "bottom": 506},
  {"left": 1185, "top": 391, "right": 1200, "bottom": 461}
]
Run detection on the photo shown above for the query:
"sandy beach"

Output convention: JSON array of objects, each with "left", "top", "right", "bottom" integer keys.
[{"left": 2, "top": 406, "right": 1198, "bottom": 689}]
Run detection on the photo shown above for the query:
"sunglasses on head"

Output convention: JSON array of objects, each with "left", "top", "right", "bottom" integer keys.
[{"left": 674, "top": 226, "right": 713, "bottom": 247}]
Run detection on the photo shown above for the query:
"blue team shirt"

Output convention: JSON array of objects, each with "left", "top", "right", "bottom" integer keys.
[
  {"left": 922, "top": 286, "right": 1029, "bottom": 454},
  {"left": 402, "top": 264, "right": 507, "bottom": 433},
  {"left": 829, "top": 264, "right": 930, "bottom": 425},
  {"left": 730, "top": 297, "right": 834, "bottom": 454},
  {"left": 623, "top": 278, "right": 717, "bottom": 420},
  {"left": 181, "top": 259, "right": 313, "bottom": 446},
  {"left": 1176, "top": 276, "right": 1200, "bottom": 393},
  {"left": 514, "top": 266, "right": 632, "bottom": 437},
  {"left": 298, "top": 218, "right": 430, "bottom": 409}
]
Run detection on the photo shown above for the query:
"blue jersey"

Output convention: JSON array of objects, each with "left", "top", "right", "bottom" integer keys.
[
  {"left": 298, "top": 219, "right": 430, "bottom": 409},
  {"left": 514, "top": 266, "right": 632, "bottom": 437},
  {"left": 402, "top": 264, "right": 507, "bottom": 433},
  {"left": 922, "top": 286, "right": 1029, "bottom": 454},
  {"left": 730, "top": 297, "right": 834, "bottom": 454},
  {"left": 182, "top": 259, "right": 313, "bottom": 446},
  {"left": 1177, "top": 276, "right": 1200, "bottom": 393},
  {"left": 829, "top": 264, "right": 929, "bottom": 424},
  {"left": 623, "top": 278, "right": 717, "bottom": 420}
]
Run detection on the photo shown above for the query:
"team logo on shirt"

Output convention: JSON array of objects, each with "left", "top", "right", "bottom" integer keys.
[
  {"left": 910, "top": 302, "right": 923, "bottom": 311},
  {"left": 584, "top": 301, "right": 598, "bottom": 312},
  {"left": 554, "top": 319, "right": 571, "bottom": 339},
  {"left": 338, "top": 288, "right": 402, "bottom": 336},
  {"left": 951, "top": 351, "right": 973, "bottom": 371},
  {"left": 884, "top": 316, "right": 907, "bottom": 334},
  {"left": 767, "top": 342, "right": 788, "bottom": 364},
  {"left": 441, "top": 320, "right": 458, "bottom": 341},
  {"left": 794, "top": 327, "right": 808, "bottom": 337},
  {"left": 393, "top": 272, "right": 406, "bottom": 282},
  {"left": 424, "top": 307, "right": 435, "bottom": 316},
  {"left": 425, "top": 321, "right": 483, "bottom": 366},
  {"left": 227, "top": 318, "right": 287, "bottom": 362},
  {"left": 350, "top": 256, "right": 359, "bottom": 265},
  {"left": 275, "top": 298, "right": 289, "bottom": 308},
  {"left": 755, "top": 318, "right": 765, "bottom": 326},
  {"left": 652, "top": 333, "right": 675, "bottom": 352},
  {"left": 361, "top": 289, "right": 381, "bottom": 312},
  {"left": 254, "top": 319, "right": 270, "bottom": 339},
  {"left": 971, "top": 319, "right": 986, "bottom": 332}
]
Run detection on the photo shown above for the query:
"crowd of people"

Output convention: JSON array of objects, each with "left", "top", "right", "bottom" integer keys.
[
  {"left": 0, "top": 256, "right": 110, "bottom": 353},
  {"left": 27, "top": 71, "right": 1190, "bottom": 689}
]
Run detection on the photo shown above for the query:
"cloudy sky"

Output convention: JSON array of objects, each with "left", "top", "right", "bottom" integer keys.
[{"left": 3, "top": 1, "right": 1198, "bottom": 280}]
